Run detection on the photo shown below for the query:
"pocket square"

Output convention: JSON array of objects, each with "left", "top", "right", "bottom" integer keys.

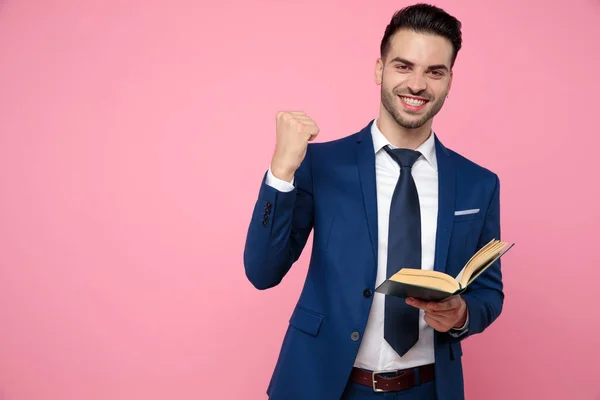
[{"left": 454, "top": 209, "right": 480, "bottom": 216}]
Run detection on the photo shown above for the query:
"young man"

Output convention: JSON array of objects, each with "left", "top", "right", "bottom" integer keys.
[{"left": 243, "top": 4, "right": 504, "bottom": 400}]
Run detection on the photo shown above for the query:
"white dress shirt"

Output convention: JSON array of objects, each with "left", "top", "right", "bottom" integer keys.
[
  {"left": 353, "top": 120, "right": 438, "bottom": 371},
  {"left": 264, "top": 119, "right": 466, "bottom": 372}
]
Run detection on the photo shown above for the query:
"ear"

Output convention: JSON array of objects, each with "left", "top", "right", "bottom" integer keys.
[
  {"left": 375, "top": 58, "right": 383, "bottom": 85},
  {"left": 447, "top": 70, "right": 453, "bottom": 96}
]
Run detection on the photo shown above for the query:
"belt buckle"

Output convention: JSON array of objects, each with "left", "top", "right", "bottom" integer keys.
[{"left": 371, "top": 370, "right": 386, "bottom": 392}]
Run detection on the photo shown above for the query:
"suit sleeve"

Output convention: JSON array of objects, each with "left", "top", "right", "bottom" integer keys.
[
  {"left": 243, "top": 146, "right": 314, "bottom": 290},
  {"left": 449, "top": 173, "right": 504, "bottom": 342}
]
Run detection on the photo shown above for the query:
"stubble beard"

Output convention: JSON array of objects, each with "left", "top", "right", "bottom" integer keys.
[{"left": 381, "top": 84, "right": 448, "bottom": 130}]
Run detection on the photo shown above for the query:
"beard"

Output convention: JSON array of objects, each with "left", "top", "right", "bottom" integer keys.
[{"left": 381, "top": 83, "right": 448, "bottom": 129}]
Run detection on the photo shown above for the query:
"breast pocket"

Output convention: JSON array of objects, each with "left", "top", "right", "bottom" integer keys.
[
  {"left": 448, "top": 209, "right": 484, "bottom": 271},
  {"left": 453, "top": 209, "right": 481, "bottom": 223}
]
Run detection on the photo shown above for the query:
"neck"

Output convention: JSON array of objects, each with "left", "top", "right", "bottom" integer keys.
[{"left": 377, "top": 107, "right": 433, "bottom": 150}]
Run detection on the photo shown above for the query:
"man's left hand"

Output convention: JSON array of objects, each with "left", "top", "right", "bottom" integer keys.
[{"left": 405, "top": 295, "right": 467, "bottom": 332}]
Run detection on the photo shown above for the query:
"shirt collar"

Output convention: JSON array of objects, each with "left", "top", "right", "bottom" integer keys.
[{"left": 371, "top": 118, "right": 438, "bottom": 171}]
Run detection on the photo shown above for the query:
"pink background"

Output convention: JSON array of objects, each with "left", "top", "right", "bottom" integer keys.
[{"left": 1, "top": 0, "right": 599, "bottom": 399}]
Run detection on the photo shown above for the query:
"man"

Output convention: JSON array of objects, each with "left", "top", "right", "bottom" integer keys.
[{"left": 243, "top": 3, "right": 504, "bottom": 400}]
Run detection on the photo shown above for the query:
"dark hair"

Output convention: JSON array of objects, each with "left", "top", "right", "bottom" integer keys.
[{"left": 380, "top": 3, "right": 462, "bottom": 68}]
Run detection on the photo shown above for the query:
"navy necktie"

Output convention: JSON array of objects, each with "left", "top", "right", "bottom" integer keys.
[{"left": 383, "top": 145, "right": 422, "bottom": 357}]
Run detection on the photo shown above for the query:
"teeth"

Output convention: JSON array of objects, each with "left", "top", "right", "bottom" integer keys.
[{"left": 400, "top": 96, "right": 426, "bottom": 106}]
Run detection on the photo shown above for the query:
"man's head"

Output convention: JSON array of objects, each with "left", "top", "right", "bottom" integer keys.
[{"left": 375, "top": 4, "right": 462, "bottom": 130}]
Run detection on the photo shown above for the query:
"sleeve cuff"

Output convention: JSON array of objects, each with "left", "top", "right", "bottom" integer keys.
[
  {"left": 448, "top": 310, "right": 469, "bottom": 337},
  {"left": 265, "top": 166, "right": 295, "bottom": 192}
]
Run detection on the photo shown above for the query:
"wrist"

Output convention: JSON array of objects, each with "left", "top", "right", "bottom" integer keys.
[
  {"left": 270, "top": 159, "right": 295, "bottom": 182},
  {"left": 453, "top": 298, "right": 468, "bottom": 328}
]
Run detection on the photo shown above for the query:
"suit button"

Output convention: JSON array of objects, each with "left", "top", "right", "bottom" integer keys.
[
  {"left": 266, "top": 201, "right": 272, "bottom": 208},
  {"left": 351, "top": 331, "right": 360, "bottom": 341},
  {"left": 262, "top": 219, "right": 268, "bottom": 226},
  {"left": 363, "top": 288, "right": 372, "bottom": 298}
]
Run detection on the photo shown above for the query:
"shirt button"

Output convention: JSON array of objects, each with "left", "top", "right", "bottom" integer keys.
[
  {"left": 363, "top": 288, "right": 372, "bottom": 298},
  {"left": 351, "top": 331, "right": 360, "bottom": 341}
]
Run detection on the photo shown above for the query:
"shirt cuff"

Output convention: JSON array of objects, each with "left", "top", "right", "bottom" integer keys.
[
  {"left": 265, "top": 166, "right": 295, "bottom": 192},
  {"left": 448, "top": 311, "right": 469, "bottom": 337}
]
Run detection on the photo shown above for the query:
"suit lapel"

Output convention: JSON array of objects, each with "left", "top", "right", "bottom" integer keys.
[
  {"left": 354, "top": 124, "right": 457, "bottom": 273},
  {"left": 433, "top": 135, "right": 456, "bottom": 274},
  {"left": 355, "top": 121, "right": 378, "bottom": 262}
]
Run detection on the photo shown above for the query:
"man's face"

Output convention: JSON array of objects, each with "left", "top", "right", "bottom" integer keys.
[{"left": 376, "top": 29, "right": 454, "bottom": 129}]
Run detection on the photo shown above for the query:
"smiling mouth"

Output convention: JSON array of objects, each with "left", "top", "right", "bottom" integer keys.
[{"left": 398, "top": 96, "right": 429, "bottom": 106}]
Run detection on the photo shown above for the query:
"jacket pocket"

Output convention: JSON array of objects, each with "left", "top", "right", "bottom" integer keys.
[
  {"left": 289, "top": 305, "right": 324, "bottom": 337},
  {"left": 453, "top": 212, "right": 481, "bottom": 223}
]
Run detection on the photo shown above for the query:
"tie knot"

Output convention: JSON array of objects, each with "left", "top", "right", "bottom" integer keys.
[{"left": 384, "top": 146, "right": 421, "bottom": 168}]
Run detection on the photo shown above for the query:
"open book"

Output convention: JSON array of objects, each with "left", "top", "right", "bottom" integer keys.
[{"left": 375, "top": 239, "right": 514, "bottom": 301}]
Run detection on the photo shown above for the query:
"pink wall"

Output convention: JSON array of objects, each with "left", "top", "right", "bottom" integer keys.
[{"left": 1, "top": 0, "right": 599, "bottom": 399}]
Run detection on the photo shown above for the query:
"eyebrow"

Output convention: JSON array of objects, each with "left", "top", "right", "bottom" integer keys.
[{"left": 389, "top": 57, "right": 449, "bottom": 72}]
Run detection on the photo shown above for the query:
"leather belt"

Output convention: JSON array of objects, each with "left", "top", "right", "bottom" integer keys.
[{"left": 349, "top": 364, "right": 435, "bottom": 392}]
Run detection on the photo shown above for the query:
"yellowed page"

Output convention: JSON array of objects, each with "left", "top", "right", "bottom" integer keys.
[
  {"left": 390, "top": 268, "right": 460, "bottom": 293},
  {"left": 460, "top": 240, "right": 509, "bottom": 287},
  {"left": 453, "top": 239, "right": 497, "bottom": 284}
]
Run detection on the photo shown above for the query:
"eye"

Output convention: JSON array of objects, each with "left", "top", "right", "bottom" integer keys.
[
  {"left": 429, "top": 70, "right": 444, "bottom": 78},
  {"left": 395, "top": 64, "right": 410, "bottom": 71}
]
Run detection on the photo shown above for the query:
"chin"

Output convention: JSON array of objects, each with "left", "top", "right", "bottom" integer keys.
[
  {"left": 396, "top": 116, "right": 428, "bottom": 130},
  {"left": 401, "top": 122, "right": 427, "bottom": 130}
]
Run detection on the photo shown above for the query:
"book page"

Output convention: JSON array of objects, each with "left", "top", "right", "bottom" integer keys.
[
  {"left": 459, "top": 240, "right": 511, "bottom": 287},
  {"left": 453, "top": 239, "right": 496, "bottom": 285},
  {"left": 391, "top": 269, "right": 460, "bottom": 293}
]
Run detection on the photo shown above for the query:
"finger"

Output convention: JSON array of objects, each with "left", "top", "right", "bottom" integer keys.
[
  {"left": 425, "top": 312, "right": 453, "bottom": 332},
  {"left": 424, "top": 310, "right": 454, "bottom": 323},
  {"left": 300, "top": 123, "right": 319, "bottom": 141},
  {"left": 292, "top": 116, "right": 315, "bottom": 123},
  {"left": 406, "top": 297, "right": 430, "bottom": 311},
  {"left": 302, "top": 129, "right": 318, "bottom": 141},
  {"left": 293, "top": 119, "right": 317, "bottom": 128},
  {"left": 424, "top": 311, "right": 445, "bottom": 324},
  {"left": 427, "top": 297, "right": 459, "bottom": 312},
  {"left": 423, "top": 314, "right": 448, "bottom": 332},
  {"left": 300, "top": 121, "right": 317, "bottom": 128}
]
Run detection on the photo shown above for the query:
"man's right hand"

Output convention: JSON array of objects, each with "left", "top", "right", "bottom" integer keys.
[{"left": 270, "top": 111, "right": 319, "bottom": 182}]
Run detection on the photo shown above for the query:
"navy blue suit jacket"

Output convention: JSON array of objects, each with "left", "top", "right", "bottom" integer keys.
[{"left": 243, "top": 120, "right": 504, "bottom": 400}]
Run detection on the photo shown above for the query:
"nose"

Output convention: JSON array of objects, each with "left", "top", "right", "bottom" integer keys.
[{"left": 407, "top": 72, "right": 427, "bottom": 94}]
